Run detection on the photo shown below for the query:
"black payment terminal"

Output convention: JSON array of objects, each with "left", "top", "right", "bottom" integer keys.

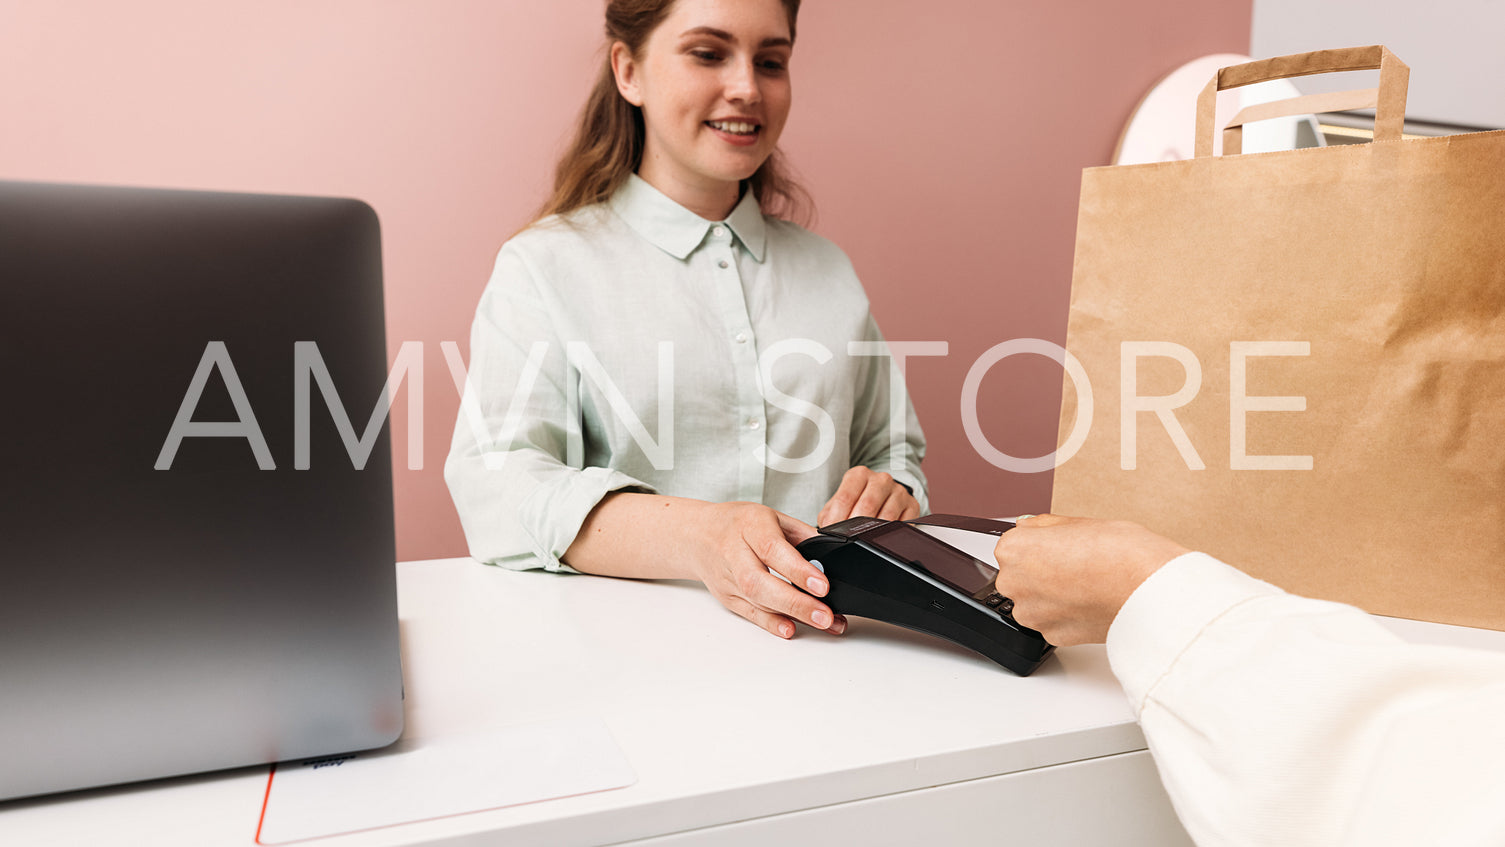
[{"left": 796, "top": 515, "right": 1053, "bottom": 675}]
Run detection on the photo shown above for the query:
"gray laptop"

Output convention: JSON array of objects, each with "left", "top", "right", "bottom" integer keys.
[{"left": 0, "top": 181, "right": 404, "bottom": 801}]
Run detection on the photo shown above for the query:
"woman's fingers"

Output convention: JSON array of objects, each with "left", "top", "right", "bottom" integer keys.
[
  {"left": 721, "top": 593, "right": 798, "bottom": 639},
  {"left": 819, "top": 466, "right": 919, "bottom": 526},
  {"left": 701, "top": 503, "right": 840, "bottom": 635}
]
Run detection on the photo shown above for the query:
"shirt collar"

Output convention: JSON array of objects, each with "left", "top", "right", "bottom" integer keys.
[{"left": 609, "top": 174, "right": 767, "bottom": 262}]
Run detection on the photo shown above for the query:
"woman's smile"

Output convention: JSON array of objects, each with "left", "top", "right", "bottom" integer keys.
[{"left": 706, "top": 117, "right": 762, "bottom": 145}]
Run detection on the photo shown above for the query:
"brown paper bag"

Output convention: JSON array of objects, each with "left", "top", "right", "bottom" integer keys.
[{"left": 1051, "top": 46, "right": 1505, "bottom": 629}]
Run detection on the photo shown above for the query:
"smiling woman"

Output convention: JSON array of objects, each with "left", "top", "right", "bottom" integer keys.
[
  {"left": 611, "top": 5, "right": 793, "bottom": 219},
  {"left": 539, "top": 0, "right": 808, "bottom": 225},
  {"left": 445, "top": 0, "right": 930, "bottom": 640}
]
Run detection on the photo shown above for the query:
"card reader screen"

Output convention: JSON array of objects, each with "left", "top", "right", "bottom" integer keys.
[{"left": 863, "top": 523, "right": 998, "bottom": 595}]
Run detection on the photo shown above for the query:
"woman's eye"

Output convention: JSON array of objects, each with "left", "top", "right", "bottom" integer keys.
[
  {"left": 759, "top": 59, "right": 787, "bottom": 73},
  {"left": 691, "top": 50, "right": 721, "bottom": 63}
]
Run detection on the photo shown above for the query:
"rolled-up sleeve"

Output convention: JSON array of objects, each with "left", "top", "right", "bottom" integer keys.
[{"left": 444, "top": 245, "right": 653, "bottom": 572}]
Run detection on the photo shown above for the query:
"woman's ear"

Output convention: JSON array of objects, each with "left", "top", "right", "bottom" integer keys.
[{"left": 610, "top": 41, "right": 645, "bottom": 107}]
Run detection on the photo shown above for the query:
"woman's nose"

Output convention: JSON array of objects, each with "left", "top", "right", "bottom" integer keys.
[{"left": 723, "top": 61, "right": 762, "bottom": 105}]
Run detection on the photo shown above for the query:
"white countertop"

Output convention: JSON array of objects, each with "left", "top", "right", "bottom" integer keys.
[
  {"left": 0, "top": 546, "right": 1144, "bottom": 846},
  {"left": 371, "top": 557, "right": 1146, "bottom": 846}
]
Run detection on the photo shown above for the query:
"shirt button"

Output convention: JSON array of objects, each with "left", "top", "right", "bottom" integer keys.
[
  {"left": 718, "top": 259, "right": 729, "bottom": 269},
  {"left": 734, "top": 332, "right": 748, "bottom": 344},
  {"left": 712, "top": 226, "right": 726, "bottom": 238},
  {"left": 747, "top": 419, "right": 761, "bottom": 431}
]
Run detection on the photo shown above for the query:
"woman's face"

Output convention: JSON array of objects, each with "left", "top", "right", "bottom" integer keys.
[{"left": 613, "top": 0, "right": 793, "bottom": 218}]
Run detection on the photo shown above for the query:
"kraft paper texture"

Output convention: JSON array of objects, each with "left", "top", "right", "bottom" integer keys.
[{"left": 1052, "top": 48, "right": 1505, "bottom": 629}]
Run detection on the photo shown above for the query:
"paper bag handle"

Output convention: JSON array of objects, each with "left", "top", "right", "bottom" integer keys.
[{"left": 1194, "top": 45, "right": 1410, "bottom": 158}]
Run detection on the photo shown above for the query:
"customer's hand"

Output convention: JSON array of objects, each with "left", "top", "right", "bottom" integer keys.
[
  {"left": 818, "top": 466, "right": 921, "bottom": 526},
  {"left": 992, "top": 515, "right": 1190, "bottom": 646},
  {"left": 686, "top": 502, "right": 845, "bottom": 639}
]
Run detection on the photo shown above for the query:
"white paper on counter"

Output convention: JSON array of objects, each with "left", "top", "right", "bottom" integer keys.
[{"left": 256, "top": 715, "right": 636, "bottom": 844}]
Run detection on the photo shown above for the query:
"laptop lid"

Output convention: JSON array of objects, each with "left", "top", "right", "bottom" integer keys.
[{"left": 0, "top": 181, "right": 404, "bottom": 801}]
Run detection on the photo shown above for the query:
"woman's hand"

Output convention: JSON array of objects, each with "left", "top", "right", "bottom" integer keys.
[
  {"left": 817, "top": 466, "right": 921, "bottom": 527},
  {"left": 686, "top": 502, "right": 846, "bottom": 639},
  {"left": 564, "top": 494, "right": 846, "bottom": 639}
]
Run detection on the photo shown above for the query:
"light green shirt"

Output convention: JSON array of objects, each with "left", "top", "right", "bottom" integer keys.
[{"left": 445, "top": 175, "right": 927, "bottom": 571}]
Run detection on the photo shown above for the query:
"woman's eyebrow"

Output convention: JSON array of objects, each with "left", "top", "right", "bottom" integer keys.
[{"left": 679, "top": 26, "right": 792, "bottom": 50}]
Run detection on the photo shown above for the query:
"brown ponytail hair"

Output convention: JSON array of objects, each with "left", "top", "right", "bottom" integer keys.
[{"left": 533, "top": 0, "right": 810, "bottom": 226}]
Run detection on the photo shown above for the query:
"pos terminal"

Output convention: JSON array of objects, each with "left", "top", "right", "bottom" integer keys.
[{"left": 796, "top": 515, "right": 1053, "bottom": 675}]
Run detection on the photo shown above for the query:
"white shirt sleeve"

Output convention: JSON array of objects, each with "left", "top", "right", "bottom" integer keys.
[
  {"left": 1107, "top": 552, "right": 1505, "bottom": 847},
  {"left": 843, "top": 310, "right": 929, "bottom": 514},
  {"left": 443, "top": 242, "right": 653, "bottom": 573}
]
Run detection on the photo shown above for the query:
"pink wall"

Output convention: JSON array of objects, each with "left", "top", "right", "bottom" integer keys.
[{"left": 0, "top": 1, "right": 1250, "bottom": 561}]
